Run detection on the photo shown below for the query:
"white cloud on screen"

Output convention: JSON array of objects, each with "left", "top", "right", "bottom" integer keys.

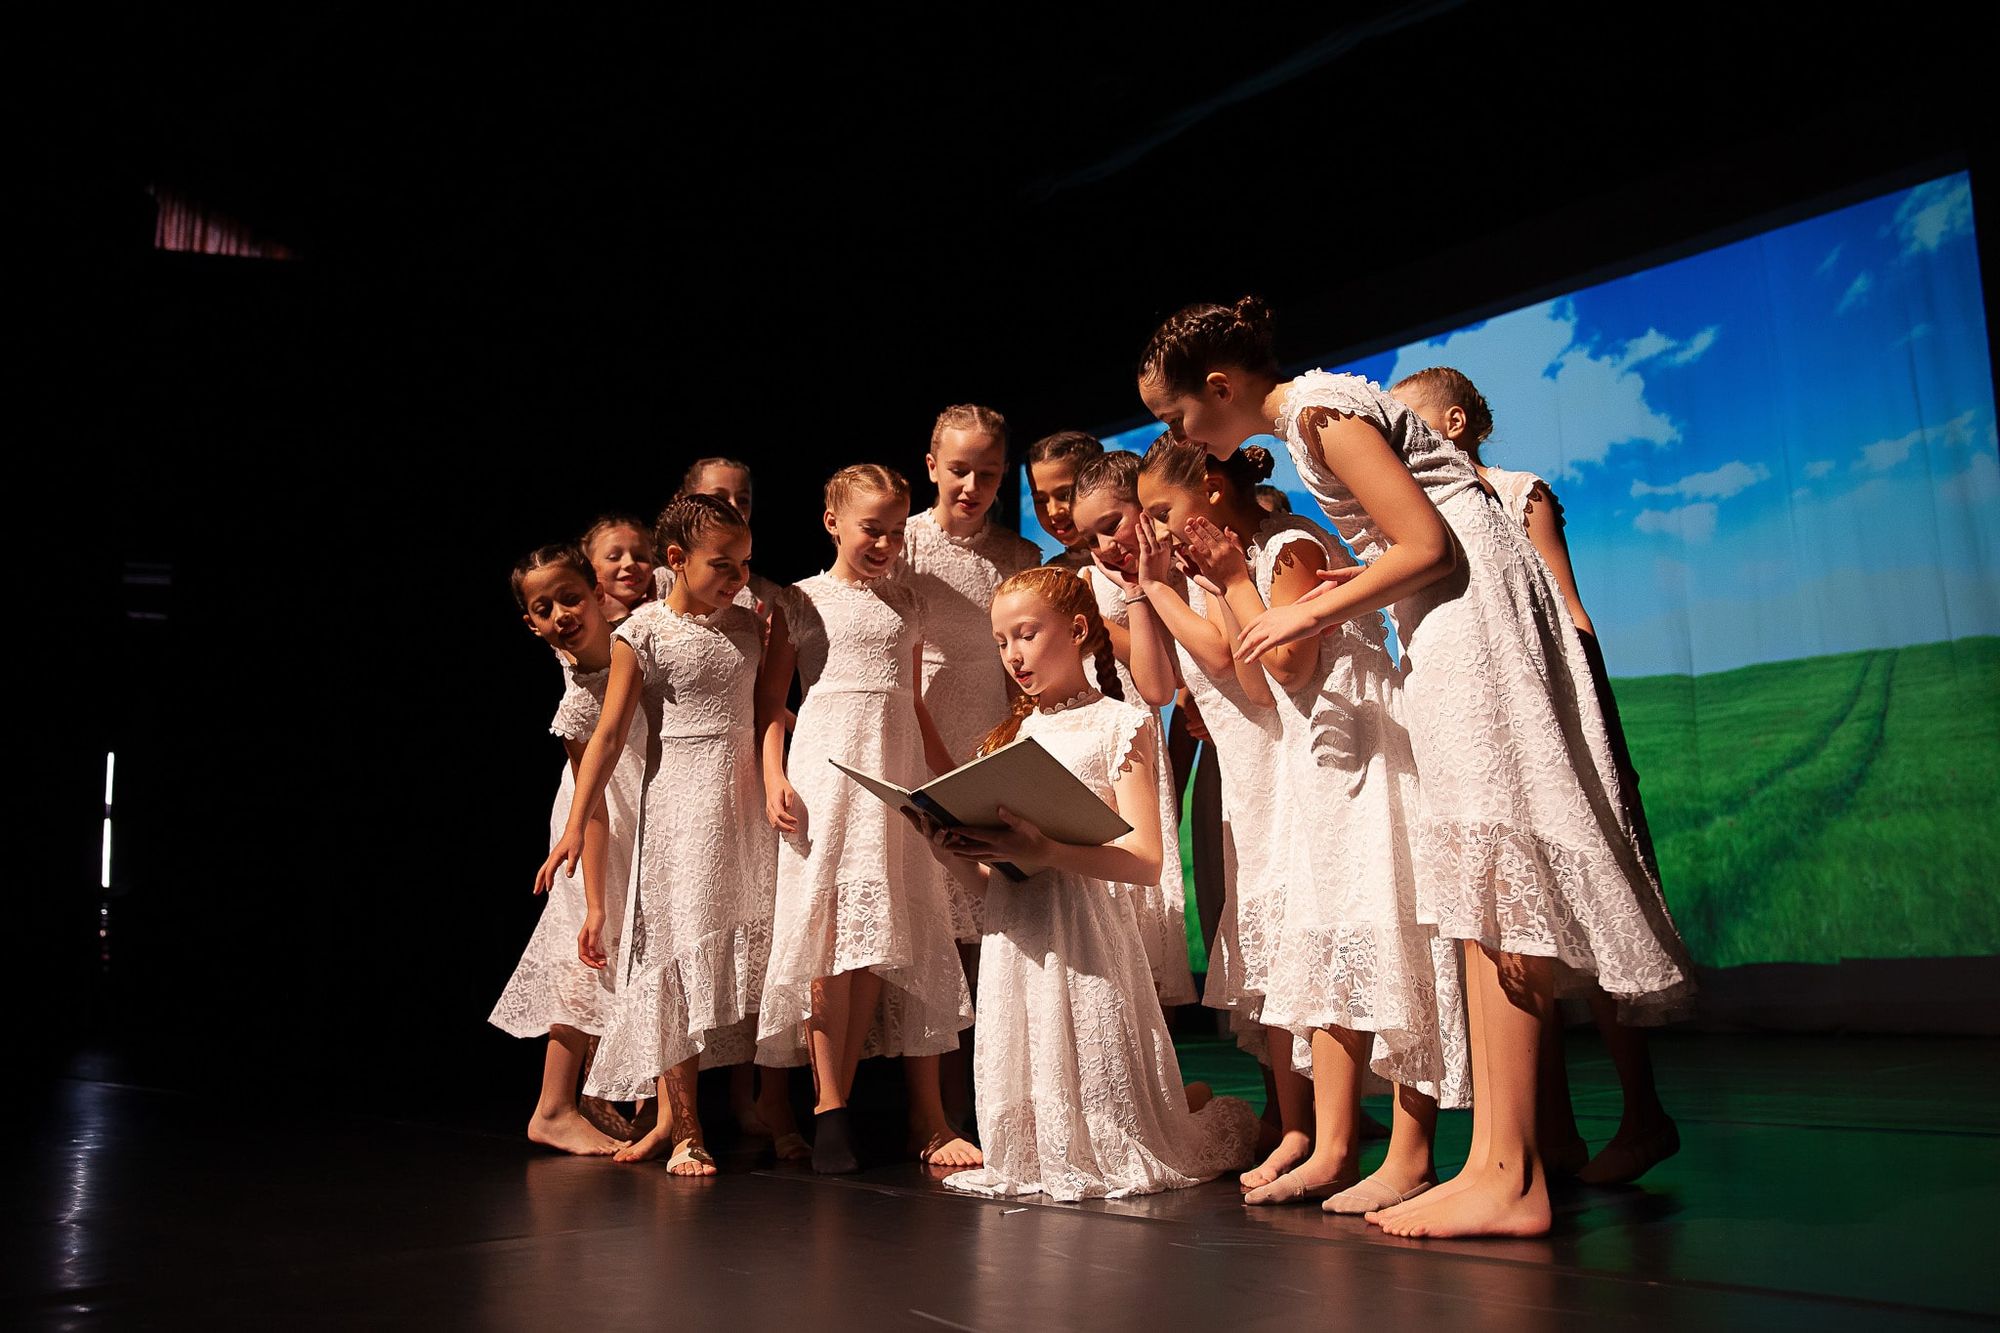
[
  {"left": 1854, "top": 408, "right": 1981, "bottom": 472},
  {"left": 1384, "top": 301, "right": 1679, "bottom": 480},
  {"left": 1892, "top": 322, "right": 1934, "bottom": 349},
  {"left": 1631, "top": 459, "right": 1769, "bottom": 500},
  {"left": 1633, "top": 501, "right": 1718, "bottom": 543},
  {"left": 1803, "top": 460, "right": 1836, "bottom": 480},
  {"left": 1939, "top": 451, "right": 2000, "bottom": 506},
  {"left": 1837, "top": 271, "right": 1873, "bottom": 314},
  {"left": 1893, "top": 176, "right": 1974, "bottom": 257},
  {"left": 1815, "top": 244, "right": 1844, "bottom": 277}
]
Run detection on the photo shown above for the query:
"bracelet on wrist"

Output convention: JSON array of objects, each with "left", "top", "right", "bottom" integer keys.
[{"left": 1122, "top": 589, "right": 1150, "bottom": 604}]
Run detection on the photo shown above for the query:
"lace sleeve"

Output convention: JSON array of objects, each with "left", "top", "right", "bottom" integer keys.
[
  {"left": 612, "top": 614, "right": 664, "bottom": 690},
  {"left": 1521, "top": 478, "right": 1566, "bottom": 532},
  {"left": 1103, "top": 702, "right": 1153, "bottom": 781},
  {"left": 549, "top": 682, "right": 601, "bottom": 741},
  {"left": 1278, "top": 370, "right": 1398, "bottom": 446}
]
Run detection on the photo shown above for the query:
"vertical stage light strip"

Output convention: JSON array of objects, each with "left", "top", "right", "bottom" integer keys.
[{"left": 101, "top": 752, "right": 114, "bottom": 890}]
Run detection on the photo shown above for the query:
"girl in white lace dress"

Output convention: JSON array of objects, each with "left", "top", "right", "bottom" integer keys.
[
  {"left": 1119, "top": 439, "right": 1314, "bottom": 1194},
  {"left": 491, "top": 544, "right": 641, "bottom": 1157},
  {"left": 581, "top": 513, "right": 656, "bottom": 627},
  {"left": 756, "top": 464, "right": 975, "bottom": 1175},
  {"left": 1144, "top": 297, "right": 1690, "bottom": 1238},
  {"left": 903, "top": 405, "right": 1043, "bottom": 939},
  {"left": 1392, "top": 367, "right": 1685, "bottom": 1187},
  {"left": 914, "top": 567, "right": 1256, "bottom": 1199},
  {"left": 1069, "top": 449, "right": 1200, "bottom": 1008},
  {"left": 541, "top": 497, "right": 796, "bottom": 1174},
  {"left": 1026, "top": 429, "right": 1105, "bottom": 571},
  {"left": 1134, "top": 436, "right": 1469, "bottom": 1215},
  {"left": 658, "top": 457, "right": 785, "bottom": 617}
]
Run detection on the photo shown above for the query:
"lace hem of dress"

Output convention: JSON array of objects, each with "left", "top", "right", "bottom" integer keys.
[
  {"left": 583, "top": 920, "right": 779, "bottom": 1098},
  {"left": 1413, "top": 817, "right": 1693, "bottom": 1013}
]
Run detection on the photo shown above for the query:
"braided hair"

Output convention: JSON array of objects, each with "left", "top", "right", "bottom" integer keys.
[
  {"left": 1391, "top": 366, "right": 1495, "bottom": 453},
  {"left": 1138, "top": 295, "right": 1280, "bottom": 395}
]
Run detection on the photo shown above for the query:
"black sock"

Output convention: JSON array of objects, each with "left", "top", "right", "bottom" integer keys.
[{"left": 812, "top": 1106, "right": 859, "bottom": 1175}]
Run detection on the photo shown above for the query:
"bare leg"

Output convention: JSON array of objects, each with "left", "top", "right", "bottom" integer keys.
[
  {"left": 526, "top": 1024, "right": 625, "bottom": 1156},
  {"left": 1538, "top": 1003, "right": 1589, "bottom": 1177},
  {"left": 1397, "top": 939, "right": 1490, "bottom": 1211},
  {"left": 617, "top": 1057, "right": 713, "bottom": 1173},
  {"left": 941, "top": 942, "right": 978, "bottom": 1128},
  {"left": 1369, "top": 946, "right": 1553, "bottom": 1238},
  {"left": 906, "top": 1054, "right": 982, "bottom": 1167},
  {"left": 837, "top": 968, "right": 884, "bottom": 1104},
  {"left": 1329, "top": 1082, "right": 1438, "bottom": 1214},
  {"left": 1241, "top": 1026, "right": 1315, "bottom": 1190},
  {"left": 809, "top": 971, "right": 853, "bottom": 1115},
  {"left": 1577, "top": 991, "right": 1679, "bottom": 1183},
  {"left": 1245, "top": 1027, "right": 1363, "bottom": 1204}
]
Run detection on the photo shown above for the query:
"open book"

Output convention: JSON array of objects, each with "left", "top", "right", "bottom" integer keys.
[{"left": 831, "top": 735, "right": 1131, "bottom": 881}]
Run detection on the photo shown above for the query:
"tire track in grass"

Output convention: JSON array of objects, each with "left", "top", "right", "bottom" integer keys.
[
  {"left": 1676, "top": 650, "right": 1896, "bottom": 964},
  {"left": 1694, "top": 650, "right": 1879, "bottom": 812}
]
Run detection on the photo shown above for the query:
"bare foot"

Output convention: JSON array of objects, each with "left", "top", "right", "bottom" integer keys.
[
  {"left": 1242, "top": 1148, "right": 1356, "bottom": 1206},
  {"left": 613, "top": 1121, "right": 676, "bottom": 1163},
  {"left": 1240, "top": 1128, "right": 1311, "bottom": 1192},
  {"left": 1185, "top": 1081, "right": 1213, "bottom": 1112},
  {"left": 772, "top": 1131, "right": 812, "bottom": 1162},
  {"left": 578, "top": 1095, "right": 635, "bottom": 1142},
  {"left": 1367, "top": 1160, "right": 1551, "bottom": 1238},
  {"left": 667, "top": 1137, "right": 718, "bottom": 1177},
  {"left": 916, "top": 1126, "right": 984, "bottom": 1168},
  {"left": 527, "top": 1109, "right": 625, "bottom": 1157},
  {"left": 1578, "top": 1116, "right": 1679, "bottom": 1185}
]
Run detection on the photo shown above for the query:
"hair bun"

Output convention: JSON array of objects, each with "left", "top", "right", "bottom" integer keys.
[
  {"left": 1240, "top": 444, "right": 1277, "bottom": 482},
  {"left": 1232, "top": 294, "right": 1274, "bottom": 334}
]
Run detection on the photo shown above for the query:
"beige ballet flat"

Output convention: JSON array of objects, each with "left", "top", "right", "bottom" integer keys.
[
  {"left": 1324, "top": 1178, "right": 1434, "bottom": 1215},
  {"left": 1243, "top": 1169, "right": 1351, "bottom": 1206}
]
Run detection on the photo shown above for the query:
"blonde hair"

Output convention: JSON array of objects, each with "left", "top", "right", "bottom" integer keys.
[
  {"left": 975, "top": 567, "right": 1124, "bottom": 756},
  {"left": 930, "top": 403, "right": 1008, "bottom": 454},
  {"left": 823, "top": 462, "right": 911, "bottom": 515}
]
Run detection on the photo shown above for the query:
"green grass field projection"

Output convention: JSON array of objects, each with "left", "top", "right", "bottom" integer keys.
[{"left": 1613, "top": 636, "right": 2000, "bottom": 967}]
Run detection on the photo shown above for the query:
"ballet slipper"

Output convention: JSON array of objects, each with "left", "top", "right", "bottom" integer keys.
[
  {"left": 772, "top": 1131, "right": 811, "bottom": 1162},
  {"left": 1578, "top": 1119, "right": 1680, "bottom": 1185},
  {"left": 1324, "top": 1177, "right": 1434, "bottom": 1216},
  {"left": 665, "top": 1139, "right": 718, "bottom": 1177},
  {"left": 1243, "top": 1168, "right": 1352, "bottom": 1206}
]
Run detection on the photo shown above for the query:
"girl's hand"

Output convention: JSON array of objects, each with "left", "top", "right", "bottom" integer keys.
[
  {"left": 1299, "top": 563, "right": 1366, "bottom": 603},
  {"left": 766, "top": 776, "right": 801, "bottom": 834},
  {"left": 900, "top": 807, "right": 955, "bottom": 865},
  {"left": 1133, "top": 517, "right": 1174, "bottom": 588},
  {"left": 577, "top": 909, "right": 609, "bottom": 970},
  {"left": 1091, "top": 548, "right": 1137, "bottom": 594},
  {"left": 536, "top": 825, "right": 585, "bottom": 894},
  {"left": 1181, "top": 516, "right": 1250, "bottom": 588},
  {"left": 1235, "top": 600, "right": 1328, "bottom": 663},
  {"left": 942, "top": 806, "right": 1049, "bottom": 865}
]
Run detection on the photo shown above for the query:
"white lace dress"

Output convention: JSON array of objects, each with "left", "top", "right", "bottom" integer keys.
[
  {"left": 1080, "top": 563, "right": 1195, "bottom": 1006},
  {"left": 1274, "top": 371, "right": 1691, "bottom": 1017},
  {"left": 1176, "top": 516, "right": 1310, "bottom": 1055},
  {"left": 652, "top": 567, "right": 779, "bottom": 621},
  {"left": 1248, "top": 517, "right": 1469, "bottom": 1105},
  {"left": 583, "top": 602, "right": 784, "bottom": 1097},
  {"left": 488, "top": 668, "right": 643, "bottom": 1039},
  {"left": 902, "top": 509, "right": 1043, "bottom": 941},
  {"left": 944, "top": 693, "right": 1258, "bottom": 1200},
  {"left": 758, "top": 572, "right": 973, "bottom": 1059}
]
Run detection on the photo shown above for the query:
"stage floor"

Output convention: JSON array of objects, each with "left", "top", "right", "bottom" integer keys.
[{"left": 8, "top": 1033, "right": 1996, "bottom": 1329}]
